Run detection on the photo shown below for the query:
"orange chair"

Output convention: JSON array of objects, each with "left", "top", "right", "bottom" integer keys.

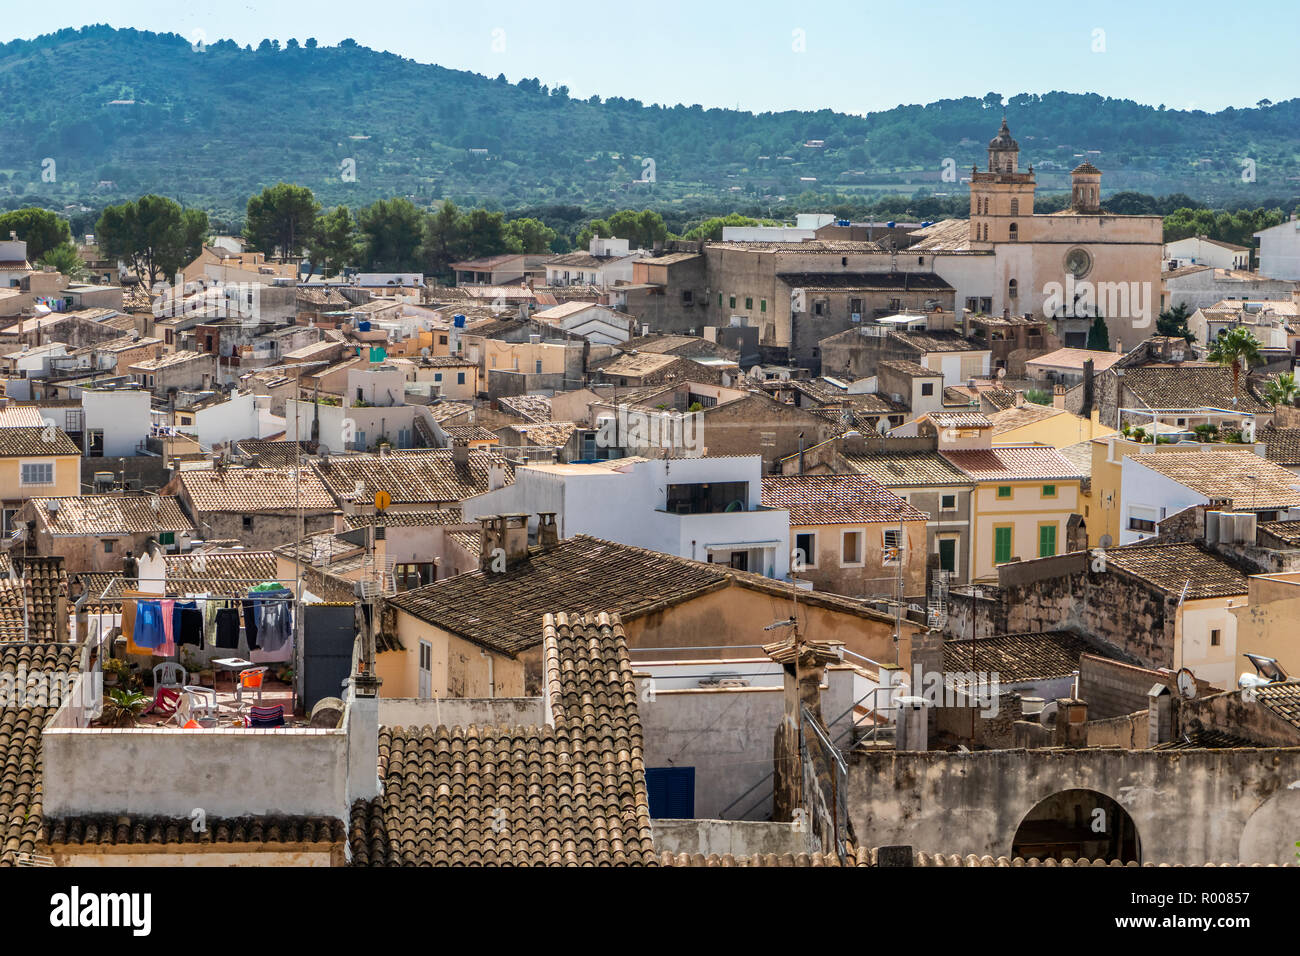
[{"left": 234, "top": 666, "right": 268, "bottom": 705}]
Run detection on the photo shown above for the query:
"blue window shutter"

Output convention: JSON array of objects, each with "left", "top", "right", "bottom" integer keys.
[{"left": 645, "top": 766, "right": 695, "bottom": 818}]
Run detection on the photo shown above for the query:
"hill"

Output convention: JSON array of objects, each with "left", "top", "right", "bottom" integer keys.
[{"left": 2, "top": 25, "right": 1299, "bottom": 225}]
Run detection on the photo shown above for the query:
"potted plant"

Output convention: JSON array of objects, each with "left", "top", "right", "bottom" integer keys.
[
  {"left": 102, "top": 658, "right": 130, "bottom": 689},
  {"left": 99, "top": 689, "right": 149, "bottom": 728}
]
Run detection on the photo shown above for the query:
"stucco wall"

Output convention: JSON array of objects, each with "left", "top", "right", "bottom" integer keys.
[{"left": 847, "top": 747, "right": 1300, "bottom": 864}]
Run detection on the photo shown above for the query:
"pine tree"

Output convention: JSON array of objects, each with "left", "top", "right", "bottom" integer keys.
[{"left": 1086, "top": 315, "right": 1110, "bottom": 351}]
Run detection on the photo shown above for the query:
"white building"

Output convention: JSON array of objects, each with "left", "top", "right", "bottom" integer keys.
[
  {"left": 1254, "top": 219, "right": 1300, "bottom": 280},
  {"left": 1164, "top": 235, "right": 1251, "bottom": 272},
  {"left": 531, "top": 301, "right": 635, "bottom": 344},
  {"left": 543, "top": 237, "right": 643, "bottom": 288},
  {"left": 462, "top": 454, "right": 791, "bottom": 578}
]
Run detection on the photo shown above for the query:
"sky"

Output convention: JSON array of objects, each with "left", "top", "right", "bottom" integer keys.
[{"left": 3, "top": 0, "right": 1296, "bottom": 116}]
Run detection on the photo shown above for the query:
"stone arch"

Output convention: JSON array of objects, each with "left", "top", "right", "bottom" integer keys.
[
  {"left": 1239, "top": 787, "right": 1300, "bottom": 864},
  {"left": 1011, "top": 788, "right": 1141, "bottom": 862}
]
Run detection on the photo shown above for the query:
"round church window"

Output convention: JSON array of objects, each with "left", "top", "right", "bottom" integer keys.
[{"left": 1063, "top": 247, "right": 1093, "bottom": 279}]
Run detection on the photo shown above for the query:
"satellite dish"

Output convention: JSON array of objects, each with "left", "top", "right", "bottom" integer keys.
[
  {"left": 1099, "top": 533, "right": 1113, "bottom": 548},
  {"left": 996, "top": 367, "right": 1006, "bottom": 379},
  {"left": 1039, "top": 700, "right": 1059, "bottom": 727},
  {"left": 1176, "top": 667, "right": 1197, "bottom": 700},
  {"left": 876, "top": 418, "right": 890, "bottom": 436}
]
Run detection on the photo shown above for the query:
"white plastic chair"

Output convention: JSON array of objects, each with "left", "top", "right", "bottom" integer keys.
[
  {"left": 153, "top": 661, "right": 187, "bottom": 692},
  {"left": 176, "top": 685, "right": 218, "bottom": 725}
]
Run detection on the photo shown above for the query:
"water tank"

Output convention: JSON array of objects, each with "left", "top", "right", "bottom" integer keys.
[{"left": 358, "top": 320, "right": 371, "bottom": 332}]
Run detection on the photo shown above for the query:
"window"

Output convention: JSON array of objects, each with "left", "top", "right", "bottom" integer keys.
[
  {"left": 941, "top": 494, "right": 957, "bottom": 511},
  {"left": 682, "top": 290, "right": 694, "bottom": 306},
  {"left": 794, "top": 532, "right": 817, "bottom": 569},
  {"left": 434, "top": 372, "right": 443, "bottom": 382},
  {"left": 938, "top": 537, "right": 957, "bottom": 573},
  {"left": 1210, "top": 628, "right": 1222, "bottom": 647},
  {"left": 1038, "top": 524, "right": 1057, "bottom": 557},
  {"left": 1042, "top": 484, "right": 1057, "bottom": 498},
  {"left": 1010, "top": 198, "right": 1019, "bottom": 216},
  {"left": 159, "top": 531, "right": 175, "bottom": 546},
  {"left": 745, "top": 297, "right": 753, "bottom": 310},
  {"left": 921, "top": 383, "right": 934, "bottom": 396},
  {"left": 996, "top": 486, "right": 1012, "bottom": 499},
  {"left": 760, "top": 299, "right": 767, "bottom": 313},
  {"left": 814, "top": 300, "right": 825, "bottom": 316},
  {"left": 1008, "top": 223, "right": 1018, "bottom": 241},
  {"left": 20, "top": 462, "right": 53, "bottom": 486},
  {"left": 103, "top": 540, "right": 115, "bottom": 553},
  {"left": 717, "top": 292, "right": 723, "bottom": 307},
  {"left": 1128, "top": 516, "right": 1156, "bottom": 533},
  {"left": 439, "top": 335, "right": 448, "bottom": 345},
  {"left": 242, "top": 516, "right": 254, "bottom": 531},
  {"left": 459, "top": 371, "right": 467, "bottom": 384},
  {"left": 1008, "top": 278, "right": 1018, "bottom": 299},
  {"left": 729, "top": 295, "right": 736, "bottom": 309},
  {"left": 666, "top": 481, "right": 749, "bottom": 515},
  {"left": 841, "top": 530, "right": 863, "bottom": 566},
  {"left": 994, "top": 526, "right": 1013, "bottom": 565},
  {"left": 850, "top": 298, "right": 863, "bottom": 315},
  {"left": 882, "top": 529, "right": 903, "bottom": 565}
]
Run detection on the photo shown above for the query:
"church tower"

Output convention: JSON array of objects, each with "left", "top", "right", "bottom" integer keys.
[
  {"left": 969, "top": 118, "right": 1036, "bottom": 248},
  {"left": 1070, "top": 162, "right": 1102, "bottom": 213}
]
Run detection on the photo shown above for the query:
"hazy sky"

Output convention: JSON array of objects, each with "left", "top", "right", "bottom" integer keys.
[{"left": 3, "top": 0, "right": 1293, "bottom": 115}]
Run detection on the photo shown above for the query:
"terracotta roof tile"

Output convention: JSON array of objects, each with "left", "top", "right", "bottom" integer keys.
[
  {"left": 313, "top": 450, "right": 513, "bottom": 507},
  {"left": 762, "top": 474, "right": 925, "bottom": 524},
  {"left": 176, "top": 466, "right": 336, "bottom": 512},
  {"left": 349, "top": 611, "right": 655, "bottom": 866},
  {"left": 29, "top": 495, "right": 192, "bottom": 536},
  {"left": 1128, "top": 451, "right": 1300, "bottom": 511},
  {"left": 44, "top": 815, "right": 345, "bottom": 847},
  {"left": 0, "top": 427, "right": 78, "bottom": 457},
  {"left": 942, "top": 444, "right": 1084, "bottom": 482},
  {"left": 1120, "top": 366, "right": 1269, "bottom": 414},
  {"left": 1101, "top": 541, "right": 1249, "bottom": 599}
]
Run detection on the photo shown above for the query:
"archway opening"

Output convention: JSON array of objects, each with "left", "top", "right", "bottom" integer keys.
[{"left": 1011, "top": 789, "right": 1140, "bottom": 863}]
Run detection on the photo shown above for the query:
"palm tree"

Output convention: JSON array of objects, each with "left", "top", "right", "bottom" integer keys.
[
  {"left": 1207, "top": 327, "right": 1262, "bottom": 407},
  {"left": 1264, "top": 371, "right": 1299, "bottom": 408}
]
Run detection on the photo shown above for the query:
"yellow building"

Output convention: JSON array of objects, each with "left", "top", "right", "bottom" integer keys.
[
  {"left": 987, "top": 400, "right": 1113, "bottom": 448},
  {"left": 1087, "top": 435, "right": 1223, "bottom": 548},
  {"left": 942, "top": 444, "right": 1086, "bottom": 582},
  {"left": 0, "top": 426, "right": 81, "bottom": 536}
]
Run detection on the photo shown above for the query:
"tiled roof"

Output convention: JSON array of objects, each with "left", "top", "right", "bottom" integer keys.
[
  {"left": 943, "top": 631, "right": 1121, "bottom": 684},
  {"left": 0, "top": 427, "right": 78, "bottom": 457},
  {"left": 987, "top": 403, "right": 1064, "bottom": 435},
  {"left": 29, "top": 495, "right": 193, "bottom": 536},
  {"left": 501, "top": 421, "right": 578, "bottom": 447},
  {"left": 878, "top": 359, "right": 939, "bottom": 378},
  {"left": 176, "top": 466, "right": 336, "bottom": 512},
  {"left": 662, "top": 848, "right": 1292, "bottom": 867},
  {"left": 0, "top": 579, "right": 27, "bottom": 641},
  {"left": 1128, "top": 451, "right": 1300, "bottom": 511},
  {"left": 980, "top": 388, "right": 1019, "bottom": 411},
  {"left": 20, "top": 557, "right": 68, "bottom": 642},
  {"left": 927, "top": 411, "right": 992, "bottom": 428},
  {"left": 841, "top": 450, "right": 972, "bottom": 487},
  {"left": 1120, "top": 366, "right": 1269, "bottom": 414},
  {"left": 762, "top": 474, "right": 926, "bottom": 524},
  {"left": 349, "top": 611, "right": 656, "bottom": 866},
  {"left": 441, "top": 425, "right": 498, "bottom": 443},
  {"left": 387, "top": 535, "right": 892, "bottom": 657},
  {"left": 314, "top": 450, "right": 513, "bottom": 507},
  {"left": 44, "top": 815, "right": 345, "bottom": 847},
  {"left": 1100, "top": 542, "right": 1249, "bottom": 598},
  {"left": 596, "top": 352, "right": 681, "bottom": 376},
  {"left": 776, "top": 271, "right": 953, "bottom": 292},
  {"left": 1258, "top": 519, "right": 1300, "bottom": 547},
  {"left": 941, "top": 445, "right": 1084, "bottom": 482},
  {"left": 497, "top": 394, "right": 552, "bottom": 423},
  {"left": 0, "top": 643, "right": 79, "bottom": 864},
  {"left": 426, "top": 401, "right": 474, "bottom": 424},
  {"left": 342, "top": 508, "right": 463, "bottom": 530},
  {"left": 1249, "top": 681, "right": 1300, "bottom": 733},
  {"left": 0, "top": 405, "right": 47, "bottom": 428},
  {"left": 1026, "top": 348, "right": 1122, "bottom": 372},
  {"left": 233, "top": 439, "right": 319, "bottom": 466},
  {"left": 1261, "top": 426, "right": 1300, "bottom": 466}
]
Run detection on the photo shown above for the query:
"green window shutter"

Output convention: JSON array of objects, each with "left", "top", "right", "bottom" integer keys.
[
  {"left": 1042, "top": 484, "right": 1056, "bottom": 497},
  {"left": 997, "top": 486, "right": 1012, "bottom": 499},
  {"left": 717, "top": 292, "right": 723, "bottom": 307},
  {"left": 760, "top": 299, "right": 767, "bottom": 313},
  {"left": 994, "top": 527, "right": 1012, "bottom": 564},
  {"left": 1039, "top": 524, "right": 1056, "bottom": 557}
]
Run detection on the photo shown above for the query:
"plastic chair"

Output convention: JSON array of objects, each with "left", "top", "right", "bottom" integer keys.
[
  {"left": 152, "top": 661, "right": 187, "bottom": 691},
  {"left": 234, "top": 666, "right": 268, "bottom": 705},
  {"left": 176, "top": 685, "right": 218, "bottom": 725}
]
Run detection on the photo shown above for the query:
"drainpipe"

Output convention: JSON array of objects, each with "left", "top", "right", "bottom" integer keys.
[
  {"left": 797, "top": 431, "right": 804, "bottom": 474},
  {"left": 480, "top": 648, "right": 496, "bottom": 696}
]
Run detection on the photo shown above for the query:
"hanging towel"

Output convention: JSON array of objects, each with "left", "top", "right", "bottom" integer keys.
[
  {"left": 214, "top": 607, "right": 241, "bottom": 649},
  {"left": 201, "top": 593, "right": 221, "bottom": 642},
  {"left": 255, "top": 600, "right": 292, "bottom": 653},
  {"left": 133, "top": 601, "right": 166, "bottom": 650},
  {"left": 159, "top": 600, "right": 176, "bottom": 657},
  {"left": 242, "top": 600, "right": 260, "bottom": 651},
  {"left": 177, "top": 607, "right": 204, "bottom": 647}
]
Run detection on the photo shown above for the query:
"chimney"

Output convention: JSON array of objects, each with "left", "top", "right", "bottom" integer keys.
[
  {"left": 488, "top": 461, "right": 506, "bottom": 491},
  {"left": 537, "top": 511, "right": 559, "bottom": 548},
  {"left": 451, "top": 439, "right": 469, "bottom": 471},
  {"left": 1013, "top": 389, "right": 1025, "bottom": 408},
  {"left": 1053, "top": 698, "right": 1089, "bottom": 748},
  {"left": 478, "top": 514, "right": 504, "bottom": 571},
  {"left": 841, "top": 429, "right": 866, "bottom": 456},
  {"left": 1080, "top": 359, "right": 1095, "bottom": 419},
  {"left": 1053, "top": 384, "right": 1066, "bottom": 409},
  {"left": 501, "top": 513, "right": 530, "bottom": 566}
]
